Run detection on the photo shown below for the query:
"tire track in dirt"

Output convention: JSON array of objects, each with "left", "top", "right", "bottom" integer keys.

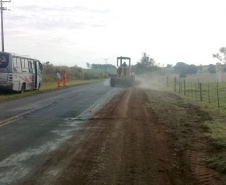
[
  {"left": 142, "top": 92, "right": 192, "bottom": 185},
  {"left": 188, "top": 151, "right": 213, "bottom": 185},
  {"left": 186, "top": 140, "right": 218, "bottom": 185}
]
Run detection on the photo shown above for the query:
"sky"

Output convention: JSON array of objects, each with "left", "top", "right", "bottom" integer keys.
[{"left": 2, "top": 0, "right": 226, "bottom": 68}]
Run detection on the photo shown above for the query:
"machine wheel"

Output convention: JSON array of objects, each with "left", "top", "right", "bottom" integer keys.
[{"left": 111, "top": 78, "right": 115, "bottom": 87}]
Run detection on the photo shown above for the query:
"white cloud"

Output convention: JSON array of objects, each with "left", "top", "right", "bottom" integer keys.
[{"left": 2, "top": 0, "right": 226, "bottom": 67}]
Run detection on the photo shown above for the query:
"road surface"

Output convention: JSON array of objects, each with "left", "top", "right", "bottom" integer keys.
[{"left": 0, "top": 81, "right": 122, "bottom": 185}]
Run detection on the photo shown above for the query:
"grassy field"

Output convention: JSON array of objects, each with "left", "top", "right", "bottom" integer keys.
[{"left": 0, "top": 79, "right": 106, "bottom": 103}]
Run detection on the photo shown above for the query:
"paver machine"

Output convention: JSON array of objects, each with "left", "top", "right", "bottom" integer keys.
[{"left": 110, "top": 56, "right": 134, "bottom": 87}]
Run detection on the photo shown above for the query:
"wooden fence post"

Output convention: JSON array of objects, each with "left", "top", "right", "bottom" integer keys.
[
  {"left": 208, "top": 84, "right": 210, "bottom": 104},
  {"left": 188, "top": 82, "right": 189, "bottom": 96},
  {"left": 167, "top": 76, "right": 169, "bottom": 87},
  {"left": 178, "top": 78, "right": 180, "bottom": 93},
  {"left": 198, "top": 78, "right": 199, "bottom": 89},
  {"left": 174, "top": 77, "right": 176, "bottom": 92},
  {"left": 200, "top": 82, "right": 202, "bottom": 102},
  {"left": 217, "top": 82, "right": 219, "bottom": 107},
  {"left": 195, "top": 82, "right": 197, "bottom": 99}
]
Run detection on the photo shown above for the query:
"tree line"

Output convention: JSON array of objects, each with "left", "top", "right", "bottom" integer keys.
[
  {"left": 172, "top": 47, "right": 226, "bottom": 78},
  {"left": 170, "top": 62, "right": 220, "bottom": 78},
  {"left": 43, "top": 46, "right": 226, "bottom": 81},
  {"left": 86, "top": 63, "right": 116, "bottom": 70},
  {"left": 130, "top": 48, "right": 226, "bottom": 78},
  {"left": 131, "top": 52, "right": 160, "bottom": 75},
  {"left": 42, "top": 62, "right": 109, "bottom": 82}
]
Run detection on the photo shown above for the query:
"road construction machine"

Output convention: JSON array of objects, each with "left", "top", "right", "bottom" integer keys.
[{"left": 110, "top": 56, "right": 134, "bottom": 87}]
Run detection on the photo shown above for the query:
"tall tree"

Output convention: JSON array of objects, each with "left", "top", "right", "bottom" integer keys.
[
  {"left": 174, "top": 62, "right": 197, "bottom": 77},
  {"left": 187, "top": 64, "right": 197, "bottom": 75},
  {"left": 213, "top": 47, "right": 226, "bottom": 63},
  {"left": 166, "top": 64, "right": 173, "bottom": 68},
  {"left": 208, "top": 64, "right": 216, "bottom": 73},
  {"left": 174, "top": 62, "right": 187, "bottom": 73},
  {"left": 86, "top": 62, "right": 91, "bottom": 68},
  {"left": 132, "top": 52, "right": 158, "bottom": 74}
]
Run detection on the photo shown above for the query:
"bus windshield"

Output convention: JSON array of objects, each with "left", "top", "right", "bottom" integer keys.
[{"left": 0, "top": 53, "right": 9, "bottom": 68}]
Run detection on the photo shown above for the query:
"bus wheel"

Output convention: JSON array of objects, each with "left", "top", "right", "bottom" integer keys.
[{"left": 20, "top": 84, "right": 25, "bottom": 94}]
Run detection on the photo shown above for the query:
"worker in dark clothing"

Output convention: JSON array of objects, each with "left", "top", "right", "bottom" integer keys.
[
  {"left": 121, "top": 62, "right": 127, "bottom": 77},
  {"left": 122, "top": 62, "right": 127, "bottom": 67}
]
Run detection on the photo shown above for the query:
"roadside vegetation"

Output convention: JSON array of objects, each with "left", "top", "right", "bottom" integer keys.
[
  {"left": 42, "top": 62, "right": 114, "bottom": 82},
  {"left": 203, "top": 119, "right": 226, "bottom": 173}
]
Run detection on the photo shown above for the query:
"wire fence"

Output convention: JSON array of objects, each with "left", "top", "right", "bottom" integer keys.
[{"left": 164, "top": 76, "right": 226, "bottom": 109}]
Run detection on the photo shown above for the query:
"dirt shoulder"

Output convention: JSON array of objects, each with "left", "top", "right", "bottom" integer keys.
[{"left": 21, "top": 88, "right": 226, "bottom": 185}]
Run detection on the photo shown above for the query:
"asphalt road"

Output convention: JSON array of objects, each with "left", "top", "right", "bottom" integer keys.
[{"left": 0, "top": 80, "right": 122, "bottom": 185}]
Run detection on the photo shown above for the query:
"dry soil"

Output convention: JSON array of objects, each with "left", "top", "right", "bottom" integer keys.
[{"left": 21, "top": 88, "right": 226, "bottom": 185}]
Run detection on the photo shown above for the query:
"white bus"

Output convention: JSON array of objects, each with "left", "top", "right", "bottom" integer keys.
[{"left": 0, "top": 52, "right": 42, "bottom": 93}]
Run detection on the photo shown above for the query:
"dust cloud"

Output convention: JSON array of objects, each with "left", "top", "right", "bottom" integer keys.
[{"left": 134, "top": 74, "right": 167, "bottom": 91}]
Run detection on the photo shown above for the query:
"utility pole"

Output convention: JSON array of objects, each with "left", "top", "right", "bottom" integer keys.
[{"left": 1, "top": 0, "right": 11, "bottom": 52}]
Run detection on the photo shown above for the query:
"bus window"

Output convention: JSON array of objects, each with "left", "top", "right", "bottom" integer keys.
[
  {"left": 13, "top": 57, "right": 17, "bottom": 72},
  {"left": 24, "top": 59, "right": 28, "bottom": 68},
  {"left": 21, "top": 58, "right": 27, "bottom": 73},
  {"left": 16, "top": 58, "right": 22, "bottom": 73},
  {"left": 28, "top": 60, "right": 34, "bottom": 73},
  {"left": 23, "top": 59, "right": 29, "bottom": 72},
  {"left": 13, "top": 57, "right": 17, "bottom": 67},
  {"left": 39, "top": 62, "right": 43, "bottom": 73},
  {"left": 0, "top": 53, "right": 9, "bottom": 68},
  {"left": 21, "top": 58, "right": 25, "bottom": 68}
]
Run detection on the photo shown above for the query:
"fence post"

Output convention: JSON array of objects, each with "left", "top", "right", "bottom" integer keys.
[
  {"left": 208, "top": 84, "right": 210, "bottom": 104},
  {"left": 191, "top": 81, "right": 193, "bottom": 97},
  {"left": 181, "top": 80, "right": 183, "bottom": 93},
  {"left": 178, "top": 78, "right": 180, "bottom": 93},
  {"left": 200, "top": 82, "right": 202, "bottom": 102},
  {"left": 198, "top": 78, "right": 199, "bottom": 89},
  {"left": 195, "top": 82, "right": 197, "bottom": 99},
  {"left": 167, "top": 76, "right": 169, "bottom": 87},
  {"left": 188, "top": 81, "right": 190, "bottom": 97},
  {"left": 217, "top": 82, "right": 219, "bottom": 108},
  {"left": 184, "top": 79, "right": 186, "bottom": 96},
  {"left": 174, "top": 77, "right": 176, "bottom": 92}
]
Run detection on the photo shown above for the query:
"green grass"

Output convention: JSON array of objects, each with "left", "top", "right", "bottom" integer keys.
[
  {"left": 204, "top": 121, "right": 226, "bottom": 149},
  {"left": 0, "top": 79, "right": 105, "bottom": 103},
  {"left": 203, "top": 154, "right": 226, "bottom": 173}
]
